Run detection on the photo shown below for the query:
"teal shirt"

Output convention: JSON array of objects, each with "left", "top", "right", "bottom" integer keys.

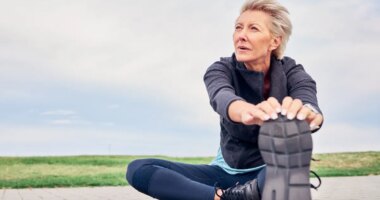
[{"left": 209, "top": 147, "right": 265, "bottom": 175}]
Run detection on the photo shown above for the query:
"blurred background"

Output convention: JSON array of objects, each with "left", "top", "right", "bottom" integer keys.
[{"left": 0, "top": 0, "right": 379, "bottom": 157}]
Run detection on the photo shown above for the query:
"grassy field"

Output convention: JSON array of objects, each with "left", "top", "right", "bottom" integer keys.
[{"left": 0, "top": 152, "right": 379, "bottom": 189}]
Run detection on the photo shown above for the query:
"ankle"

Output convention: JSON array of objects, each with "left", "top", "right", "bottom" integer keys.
[{"left": 214, "top": 189, "right": 223, "bottom": 200}]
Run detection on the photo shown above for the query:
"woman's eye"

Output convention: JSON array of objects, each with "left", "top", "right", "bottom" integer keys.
[
  {"left": 235, "top": 26, "right": 242, "bottom": 30},
  {"left": 250, "top": 26, "right": 258, "bottom": 31}
]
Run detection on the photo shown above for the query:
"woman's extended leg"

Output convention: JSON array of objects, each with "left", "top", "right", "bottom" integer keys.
[{"left": 126, "top": 158, "right": 265, "bottom": 200}]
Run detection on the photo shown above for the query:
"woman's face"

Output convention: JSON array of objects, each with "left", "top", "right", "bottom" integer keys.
[{"left": 233, "top": 10, "right": 279, "bottom": 66}]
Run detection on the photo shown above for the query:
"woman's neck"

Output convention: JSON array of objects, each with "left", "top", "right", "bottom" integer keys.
[{"left": 244, "top": 54, "right": 271, "bottom": 75}]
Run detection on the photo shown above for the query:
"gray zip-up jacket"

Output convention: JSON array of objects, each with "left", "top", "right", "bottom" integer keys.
[{"left": 204, "top": 54, "right": 322, "bottom": 169}]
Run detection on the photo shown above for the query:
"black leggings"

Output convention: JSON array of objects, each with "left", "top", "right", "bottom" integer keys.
[{"left": 126, "top": 158, "right": 266, "bottom": 200}]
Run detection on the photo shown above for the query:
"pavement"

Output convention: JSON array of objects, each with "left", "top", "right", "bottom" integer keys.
[{"left": 1, "top": 176, "right": 379, "bottom": 200}]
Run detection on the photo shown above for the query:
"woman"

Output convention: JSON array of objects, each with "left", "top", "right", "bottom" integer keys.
[{"left": 126, "top": 0, "right": 323, "bottom": 200}]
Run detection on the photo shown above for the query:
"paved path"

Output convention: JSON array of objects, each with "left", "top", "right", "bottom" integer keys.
[{"left": 1, "top": 176, "right": 379, "bottom": 200}]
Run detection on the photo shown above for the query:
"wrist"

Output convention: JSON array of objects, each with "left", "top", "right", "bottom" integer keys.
[{"left": 303, "top": 103, "right": 319, "bottom": 114}]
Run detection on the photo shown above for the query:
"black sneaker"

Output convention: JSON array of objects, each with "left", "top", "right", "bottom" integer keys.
[
  {"left": 215, "top": 179, "right": 260, "bottom": 200},
  {"left": 259, "top": 115, "right": 313, "bottom": 200}
]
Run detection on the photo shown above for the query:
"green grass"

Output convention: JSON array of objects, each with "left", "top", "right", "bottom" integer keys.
[
  {"left": 0, "top": 152, "right": 379, "bottom": 189},
  {"left": 0, "top": 155, "right": 213, "bottom": 188},
  {"left": 311, "top": 151, "right": 380, "bottom": 177}
]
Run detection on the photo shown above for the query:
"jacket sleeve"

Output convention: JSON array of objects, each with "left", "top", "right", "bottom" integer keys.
[
  {"left": 283, "top": 57, "right": 323, "bottom": 132},
  {"left": 283, "top": 57, "right": 322, "bottom": 113},
  {"left": 203, "top": 61, "right": 244, "bottom": 122}
]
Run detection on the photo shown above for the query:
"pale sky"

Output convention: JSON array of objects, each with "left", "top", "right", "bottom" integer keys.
[{"left": 0, "top": 0, "right": 379, "bottom": 156}]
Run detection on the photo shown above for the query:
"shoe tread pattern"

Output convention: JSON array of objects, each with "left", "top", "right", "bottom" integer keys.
[{"left": 259, "top": 116, "right": 313, "bottom": 200}]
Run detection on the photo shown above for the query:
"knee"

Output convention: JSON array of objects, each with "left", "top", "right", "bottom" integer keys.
[
  {"left": 126, "top": 159, "right": 147, "bottom": 185},
  {"left": 126, "top": 159, "right": 160, "bottom": 194}
]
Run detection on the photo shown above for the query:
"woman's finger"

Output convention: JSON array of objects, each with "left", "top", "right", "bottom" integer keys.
[
  {"left": 287, "top": 98, "right": 303, "bottom": 120},
  {"left": 267, "top": 97, "right": 281, "bottom": 113},
  {"left": 241, "top": 108, "right": 269, "bottom": 125},
  {"left": 297, "top": 105, "right": 311, "bottom": 121},
  {"left": 310, "top": 114, "right": 324, "bottom": 129},
  {"left": 305, "top": 110, "right": 317, "bottom": 124},
  {"left": 281, "top": 96, "right": 293, "bottom": 115},
  {"left": 241, "top": 112, "right": 255, "bottom": 125},
  {"left": 250, "top": 107, "right": 270, "bottom": 121},
  {"left": 257, "top": 101, "right": 278, "bottom": 120}
]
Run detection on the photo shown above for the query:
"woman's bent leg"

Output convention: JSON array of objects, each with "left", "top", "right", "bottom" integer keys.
[
  {"left": 126, "top": 158, "right": 266, "bottom": 200},
  {"left": 126, "top": 158, "right": 217, "bottom": 200}
]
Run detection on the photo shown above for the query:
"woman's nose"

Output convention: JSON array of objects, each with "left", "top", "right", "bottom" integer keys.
[{"left": 236, "top": 30, "right": 247, "bottom": 41}]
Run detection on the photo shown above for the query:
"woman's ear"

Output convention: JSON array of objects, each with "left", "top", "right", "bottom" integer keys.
[{"left": 270, "top": 36, "right": 282, "bottom": 51}]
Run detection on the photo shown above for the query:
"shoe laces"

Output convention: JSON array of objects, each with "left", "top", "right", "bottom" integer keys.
[
  {"left": 310, "top": 170, "right": 322, "bottom": 190},
  {"left": 312, "top": 157, "right": 321, "bottom": 162},
  {"left": 214, "top": 182, "right": 245, "bottom": 200},
  {"left": 310, "top": 157, "right": 322, "bottom": 190}
]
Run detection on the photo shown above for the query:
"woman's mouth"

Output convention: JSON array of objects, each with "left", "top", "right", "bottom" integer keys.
[{"left": 237, "top": 45, "right": 251, "bottom": 52}]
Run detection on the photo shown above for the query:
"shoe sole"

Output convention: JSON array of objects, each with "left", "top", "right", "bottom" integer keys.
[{"left": 259, "top": 116, "right": 313, "bottom": 200}]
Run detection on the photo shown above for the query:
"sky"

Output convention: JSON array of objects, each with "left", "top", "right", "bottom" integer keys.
[{"left": 0, "top": 0, "right": 379, "bottom": 157}]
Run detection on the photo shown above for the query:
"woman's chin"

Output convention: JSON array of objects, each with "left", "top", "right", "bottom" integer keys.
[{"left": 235, "top": 54, "right": 254, "bottom": 63}]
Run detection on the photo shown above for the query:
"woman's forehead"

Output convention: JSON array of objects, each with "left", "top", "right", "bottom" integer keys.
[{"left": 236, "top": 10, "right": 272, "bottom": 25}]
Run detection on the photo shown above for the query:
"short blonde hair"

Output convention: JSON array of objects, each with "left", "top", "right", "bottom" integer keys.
[{"left": 240, "top": 0, "right": 292, "bottom": 59}]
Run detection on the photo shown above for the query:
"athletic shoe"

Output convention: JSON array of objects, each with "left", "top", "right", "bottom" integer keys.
[
  {"left": 258, "top": 115, "right": 314, "bottom": 200},
  {"left": 215, "top": 179, "right": 260, "bottom": 200}
]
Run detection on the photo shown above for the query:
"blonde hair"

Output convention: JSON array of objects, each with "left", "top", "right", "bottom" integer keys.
[{"left": 240, "top": 0, "right": 292, "bottom": 59}]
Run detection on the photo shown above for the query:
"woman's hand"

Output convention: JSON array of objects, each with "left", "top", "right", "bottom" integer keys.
[
  {"left": 229, "top": 100, "right": 273, "bottom": 125},
  {"left": 229, "top": 97, "right": 281, "bottom": 126},
  {"left": 228, "top": 97, "right": 323, "bottom": 130},
  {"left": 281, "top": 96, "right": 323, "bottom": 130}
]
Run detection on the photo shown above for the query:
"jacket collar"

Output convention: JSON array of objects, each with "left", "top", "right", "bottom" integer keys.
[
  {"left": 269, "top": 56, "right": 288, "bottom": 101},
  {"left": 231, "top": 53, "right": 288, "bottom": 102}
]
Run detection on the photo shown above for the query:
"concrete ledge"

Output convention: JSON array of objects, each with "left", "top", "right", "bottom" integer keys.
[{"left": 1, "top": 176, "right": 379, "bottom": 200}]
